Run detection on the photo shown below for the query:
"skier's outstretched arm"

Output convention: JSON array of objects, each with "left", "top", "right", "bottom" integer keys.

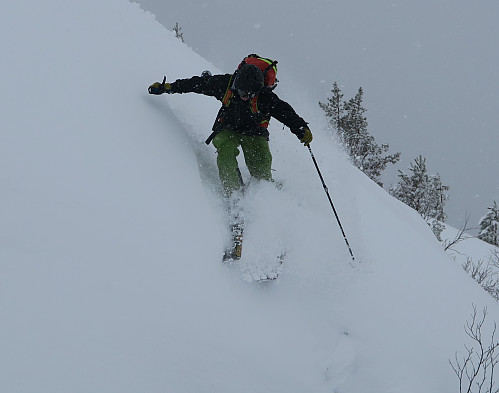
[{"left": 148, "top": 74, "right": 231, "bottom": 100}]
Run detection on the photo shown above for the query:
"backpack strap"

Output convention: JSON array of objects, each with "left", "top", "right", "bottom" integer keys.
[
  {"left": 248, "top": 96, "right": 260, "bottom": 114},
  {"left": 249, "top": 96, "right": 270, "bottom": 129},
  {"left": 221, "top": 74, "right": 235, "bottom": 106},
  {"left": 205, "top": 75, "right": 235, "bottom": 145}
]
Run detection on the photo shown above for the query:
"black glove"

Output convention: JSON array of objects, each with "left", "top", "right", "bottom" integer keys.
[
  {"left": 148, "top": 76, "right": 172, "bottom": 95},
  {"left": 296, "top": 126, "right": 313, "bottom": 146}
]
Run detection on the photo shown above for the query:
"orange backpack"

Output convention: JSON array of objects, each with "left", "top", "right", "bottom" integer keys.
[{"left": 237, "top": 54, "right": 278, "bottom": 90}]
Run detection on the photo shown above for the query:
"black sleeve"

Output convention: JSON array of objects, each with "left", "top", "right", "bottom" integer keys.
[
  {"left": 169, "top": 74, "right": 232, "bottom": 101},
  {"left": 264, "top": 93, "right": 308, "bottom": 135}
]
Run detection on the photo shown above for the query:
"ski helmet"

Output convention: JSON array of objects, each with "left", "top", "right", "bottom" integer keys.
[{"left": 234, "top": 64, "right": 264, "bottom": 98}]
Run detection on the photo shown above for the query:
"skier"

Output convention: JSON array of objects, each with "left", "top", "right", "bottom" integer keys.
[{"left": 148, "top": 57, "right": 313, "bottom": 198}]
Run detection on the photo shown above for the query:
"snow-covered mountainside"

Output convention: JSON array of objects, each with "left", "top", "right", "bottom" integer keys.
[{"left": 1, "top": 1, "right": 498, "bottom": 392}]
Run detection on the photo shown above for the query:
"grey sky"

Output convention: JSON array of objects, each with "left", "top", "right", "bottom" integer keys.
[{"left": 137, "top": 0, "right": 499, "bottom": 232}]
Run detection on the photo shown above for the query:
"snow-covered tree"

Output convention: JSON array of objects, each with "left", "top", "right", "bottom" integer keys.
[
  {"left": 319, "top": 81, "right": 343, "bottom": 134},
  {"left": 319, "top": 83, "right": 400, "bottom": 187},
  {"left": 478, "top": 201, "right": 499, "bottom": 246},
  {"left": 390, "top": 155, "right": 449, "bottom": 240}
]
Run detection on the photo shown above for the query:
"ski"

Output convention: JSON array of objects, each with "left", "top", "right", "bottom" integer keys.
[
  {"left": 222, "top": 191, "right": 245, "bottom": 263},
  {"left": 222, "top": 220, "right": 244, "bottom": 262}
]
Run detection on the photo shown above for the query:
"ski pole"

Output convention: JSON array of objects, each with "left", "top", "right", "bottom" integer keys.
[{"left": 307, "top": 145, "right": 355, "bottom": 262}]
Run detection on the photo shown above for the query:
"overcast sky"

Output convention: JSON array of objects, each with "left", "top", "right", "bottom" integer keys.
[{"left": 137, "top": 0, "right": 499, "bottom": 232}]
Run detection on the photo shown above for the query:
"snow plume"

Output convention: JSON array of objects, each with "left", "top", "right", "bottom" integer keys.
[{"left": 1, "top": 1, "right": 499, "bottom": 392}]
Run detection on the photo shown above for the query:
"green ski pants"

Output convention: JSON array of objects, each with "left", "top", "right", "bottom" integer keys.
[{"left": 212, "top": 129, "right": 273, "bottom": 196}]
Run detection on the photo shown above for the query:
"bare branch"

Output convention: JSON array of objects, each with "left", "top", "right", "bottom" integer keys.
[
  {"left": 444, "top": 214, "right": 472, "bottom": 251},
  {"left": 450, "top": 305, "right": 499, "bottom": 392}
]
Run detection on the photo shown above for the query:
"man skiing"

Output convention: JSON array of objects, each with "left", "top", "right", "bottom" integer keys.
[{"left": 148, "top": 56, "right": 313, "bottom": 198}]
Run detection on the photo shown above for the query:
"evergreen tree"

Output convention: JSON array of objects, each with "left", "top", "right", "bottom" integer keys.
[
  {"left": 319, "top": 83, "right": 400, "bottom": 186},
  {"left": 173, "top": 22, "right": 184, "bottom": 42},
  {"left": 478, "top": 201, "right": 499, "bottom": 246},
  {"left": 341, "top": 87, "right": 368, "bottom": 156},
  {"left": 390, "top": 155, "right": 449, "bottom": 240},
  {"left": 319, "top": 81, "right": 343, "bottom": 133}
]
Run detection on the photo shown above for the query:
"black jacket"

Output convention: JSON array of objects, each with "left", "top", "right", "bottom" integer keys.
[{"left": 170, "top": 73, "right": 307, "bottom": 142}]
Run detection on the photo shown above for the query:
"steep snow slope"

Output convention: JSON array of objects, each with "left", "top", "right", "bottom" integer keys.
[{"left": 2, "top": 1, "right": 499, "bottom": 392}]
